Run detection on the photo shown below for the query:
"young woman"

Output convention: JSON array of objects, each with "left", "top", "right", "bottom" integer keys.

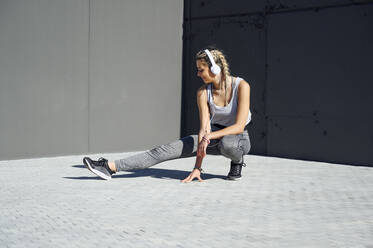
[{"left": 83, "top": 47, "right": 252, "bottom": 182}]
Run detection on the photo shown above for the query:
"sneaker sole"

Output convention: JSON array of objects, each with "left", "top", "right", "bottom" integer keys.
[
  {"left": 226, "top": 176, "right": 242, "bottom": 181},
  {"left": 83, "top": 157, "right": 111, "bottom": 180}
]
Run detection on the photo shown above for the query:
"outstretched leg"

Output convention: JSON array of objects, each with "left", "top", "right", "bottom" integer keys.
[
  {"left": 114, "top": 134, "right": 199, "bottom": 172},
  {"left": 83, "top": 124, "right": 231, "bottom": 180}
]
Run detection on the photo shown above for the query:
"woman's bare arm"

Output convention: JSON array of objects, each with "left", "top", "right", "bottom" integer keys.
[{"left": 196, "top": 85, "right": 212, "bottom": 143}]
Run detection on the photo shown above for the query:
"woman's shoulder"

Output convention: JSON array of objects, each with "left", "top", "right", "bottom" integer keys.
[
  {"left": 197, "top": 84, "right": 209, "bottom": 98},
  {"left": 234, "top": 75, "right": 249, "bottom": 85},
  {"left": 197, "top": 84, "right": 208, "bottom": 92},
  {"left": 233, "top": 76, "right": 250, "bottom": 88},
  {"left": 236, "top": 77, "right": 250, "bottom": 95}
]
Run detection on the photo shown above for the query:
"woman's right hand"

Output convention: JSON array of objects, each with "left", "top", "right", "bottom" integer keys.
[{"left": 181, "top": 168, "right": 204, "bottom": 183}]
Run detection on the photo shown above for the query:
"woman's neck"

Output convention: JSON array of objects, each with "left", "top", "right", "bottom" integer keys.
[{"left": 211, "top": 75, "right": 232, "bottom": 91}]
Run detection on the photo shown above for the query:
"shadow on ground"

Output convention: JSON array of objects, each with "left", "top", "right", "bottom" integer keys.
[{"left": 66, "top": 164, "right": 226, "bottom": 181}]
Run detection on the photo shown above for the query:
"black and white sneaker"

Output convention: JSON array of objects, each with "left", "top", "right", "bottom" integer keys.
[
  {"left": 226, "top": 156, "right": 247, "bottom": 181},
  {"left": 83, "top": 157, "right": 115, "bottom": 180}
]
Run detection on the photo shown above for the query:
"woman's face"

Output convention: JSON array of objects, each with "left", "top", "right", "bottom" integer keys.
[{"left": 196, "top": 59, "right": 218, "bottom": 84}]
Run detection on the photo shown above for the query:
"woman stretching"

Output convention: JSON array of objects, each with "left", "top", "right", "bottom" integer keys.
[{"left": 83, "top": 47, "right": 252, "bottom": 183}]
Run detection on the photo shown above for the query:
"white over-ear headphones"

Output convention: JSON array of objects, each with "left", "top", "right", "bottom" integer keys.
[{"left": 204, "top": 49, "right": 221, "bottom": 75}]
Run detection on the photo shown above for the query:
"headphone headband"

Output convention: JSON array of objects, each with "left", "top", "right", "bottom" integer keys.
[{"left": 204, "top": 49, "right": 216, "bottom": 66}]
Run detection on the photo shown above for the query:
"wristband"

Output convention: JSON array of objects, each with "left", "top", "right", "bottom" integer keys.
[
  {"left": 202, "top": 136, "right": 210, "bottom": 144},
  {"left": 193, "top": 166, "right": 204, "bottom": 173}
]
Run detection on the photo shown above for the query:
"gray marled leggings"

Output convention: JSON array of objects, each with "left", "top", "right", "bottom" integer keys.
[{"left": 114, "top": 124, "right": 251, "bottom": 172}]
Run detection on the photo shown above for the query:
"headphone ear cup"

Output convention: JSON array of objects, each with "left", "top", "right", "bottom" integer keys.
[{"left": 211, "top": 64, "right": 221, "bottom": 75}]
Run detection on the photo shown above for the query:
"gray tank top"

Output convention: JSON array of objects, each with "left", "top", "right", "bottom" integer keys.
[{"left": 207, "top": 76, "right": 252, "bottom": 127}]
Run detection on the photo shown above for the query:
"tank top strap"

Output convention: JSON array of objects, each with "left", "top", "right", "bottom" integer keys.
[
  {"left": 207, "top": 83, "right": 212, "bottom": 103},
  {"left": 233, "top": 76, "right": 241, "bottom": 90}
]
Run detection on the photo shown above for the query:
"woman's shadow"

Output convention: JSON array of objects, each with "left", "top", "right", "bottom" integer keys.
[{"left": 64, "top": 164, "right": 227, "bottom": 181}]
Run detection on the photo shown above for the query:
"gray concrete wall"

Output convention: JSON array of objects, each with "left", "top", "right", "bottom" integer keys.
[{"left": 0, "top": 0, "right": 183, "bottom": 160}]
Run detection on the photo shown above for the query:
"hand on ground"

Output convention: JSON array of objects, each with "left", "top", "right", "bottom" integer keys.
[{"left": 181, "top": 168, "right": 204, "bottom": 183}]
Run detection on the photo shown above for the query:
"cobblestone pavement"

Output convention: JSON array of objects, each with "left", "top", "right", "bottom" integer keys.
[{"left": 0, "top": 152, "right": 372, "bottom": 248}]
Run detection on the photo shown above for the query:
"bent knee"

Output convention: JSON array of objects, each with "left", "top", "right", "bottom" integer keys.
[
  {"left": 218, "top": 135, "right": 238, "bottom": 154},
  {"left": 218, "top": 134, "right": 251, "bottom": 155}
]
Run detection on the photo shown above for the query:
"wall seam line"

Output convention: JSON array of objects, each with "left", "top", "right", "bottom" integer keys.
[
  {"left": 88, "top": 0, "right": 91, "bottom": 153},
  {"left": 184, "top": 1, "right": 373, "bottom": 21}
]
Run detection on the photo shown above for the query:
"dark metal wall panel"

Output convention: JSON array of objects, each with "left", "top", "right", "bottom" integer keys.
[
  {"left": 267, "top": 117, "right": 373, "bottom": 165},
  {"left": 189, "top": 0, "right": 265, "bottom": 19},
  {"left": 183, "top": 0, "right": 373, "bottom": 166},
  {"left": 267, "top": 5, "right": 373, "bottom": 166},
  {"left": 181, "top": 15, "right": 267, "bottom": 153}
]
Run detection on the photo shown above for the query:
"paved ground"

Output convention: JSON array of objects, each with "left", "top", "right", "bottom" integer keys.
[{"left": 0, "top": 152, "right": 372, "bottom": 248}]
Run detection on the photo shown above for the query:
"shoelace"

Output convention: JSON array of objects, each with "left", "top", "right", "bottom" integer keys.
[{"left": 96, "top": 157, "right": 108, "bottom": 167}]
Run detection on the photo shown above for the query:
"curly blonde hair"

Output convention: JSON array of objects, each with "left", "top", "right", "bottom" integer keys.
[{"left": 195, "top": 47, "right": 232, "bottom": 106}]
